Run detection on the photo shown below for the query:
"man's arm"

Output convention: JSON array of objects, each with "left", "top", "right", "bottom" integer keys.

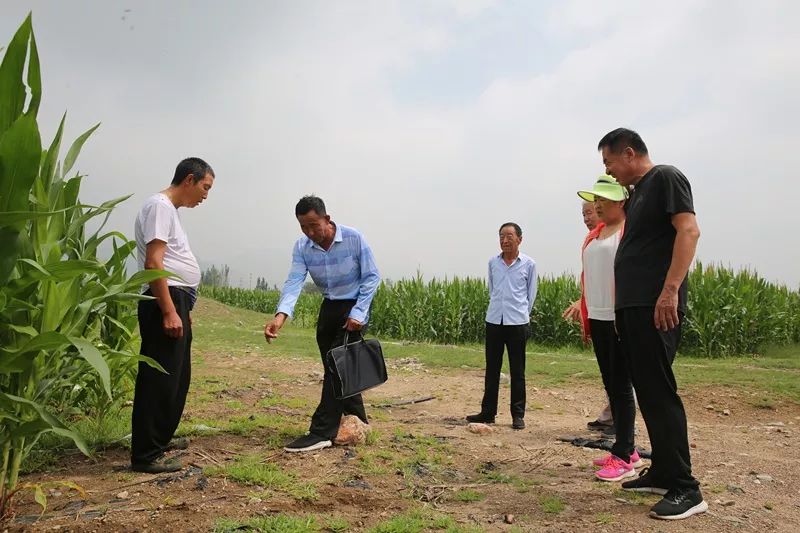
[
  {"left": 347, "top": 235, "right": 380, "bottom": 330},
  {"left": 654, "top": 212, "right": 700, "bottom": 331},
  {"left": 527, "top": 261, "right": 538, "bottom": 317},
  {"left": 265, "top": 241, "right": 308, "bottom": 342},
  {"left": 145, "top": 240, "right": 183, "bottom": 338}
]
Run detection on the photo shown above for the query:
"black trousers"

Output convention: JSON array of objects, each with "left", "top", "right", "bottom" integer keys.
[
  {"left": 308, "top": 299, "right": 368, "bottom": 439},
  {"left": 589, "top": 319, "right": 636, "bottom": 461},
  {"left": 480, "top": 322, "right": 528, "bottom": 418},
  {"left": 616, "top": 307, "right": 699, "bottom": 489},
  {"left": 131, "top": 287, "right": 192, "bottom": 463}
]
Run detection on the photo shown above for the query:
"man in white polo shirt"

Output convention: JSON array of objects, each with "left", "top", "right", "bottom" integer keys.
[
  {"left": 466, "top": 222, "right": 537, "bottom": 430},
  {"left": 131, "top": 157, "right": 214, "bottom": 473}
]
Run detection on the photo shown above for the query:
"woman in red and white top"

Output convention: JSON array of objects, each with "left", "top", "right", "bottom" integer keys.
[{"left": 569, "top": 176, "right": 640, "bottom": 482}]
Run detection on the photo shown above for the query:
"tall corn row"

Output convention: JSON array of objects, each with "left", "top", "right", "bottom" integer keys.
[
  {"left": 205, "top": 265, "right": 799, "bottom": 356},
  {"left": 0, "top": 16, "right": 166, "bottom": 514}
]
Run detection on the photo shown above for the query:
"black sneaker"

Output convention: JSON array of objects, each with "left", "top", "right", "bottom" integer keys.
[
  {"left": 512, "top": 417, "right": 525, "bottom": 430},
  {"left": 587, "top": 418, "right": 613, "bottom": 431},
  {"left": 284, "top": 433, "right": 332, "bottom": 453},
  {"left": 650, "top": 487, "right": 708, "bottom": 520},
  {"left": 621, "top": 467, "right": 669, "bottom": 495},
  {"left": 165, "top": 437, "right": 189, "bottom": 451},
  {"left": 465, "top": 413, "right": 495, "bottom": 424},
  {"left": 131, "top": 455, "right": 183, "bottom": 474}
]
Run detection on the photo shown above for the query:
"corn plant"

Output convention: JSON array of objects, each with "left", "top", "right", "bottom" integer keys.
[
  {"left": 205, "top": 265, "right": 799, "bottom": 356},
  {"left": 0, "top": 15, "right": 167, "bottom": 516}
]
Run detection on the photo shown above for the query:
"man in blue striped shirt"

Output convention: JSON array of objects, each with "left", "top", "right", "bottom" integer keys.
[
  {"left": 467, "top": 222, "right": 537, "bottom": 430},
  {"left": 264, "top": 195, "right": 380, "bottom": 452}
]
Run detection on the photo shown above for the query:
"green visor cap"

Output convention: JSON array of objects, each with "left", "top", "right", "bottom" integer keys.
[{"left": 577, "top": 175, "right": 629, "bottom": 202}]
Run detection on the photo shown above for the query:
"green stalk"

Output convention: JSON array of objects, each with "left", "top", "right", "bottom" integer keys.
[{"left": 6, "top": 437, "right": 24, "bottom": 498}]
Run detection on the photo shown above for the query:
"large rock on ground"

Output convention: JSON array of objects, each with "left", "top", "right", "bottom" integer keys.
[
  {"left": 468, "top": 423, "right": 493, "bottom": 435},
  {"left": 335, "top": 415, "right": 371, "bottom": 445}
]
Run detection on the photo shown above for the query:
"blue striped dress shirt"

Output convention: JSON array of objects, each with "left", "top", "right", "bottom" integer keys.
[
  {"left": 485, "top": 253, "right": 538, "bottom": 326},
  {"left": 276, "top": 224, "right": 380, "bottom": 323}
]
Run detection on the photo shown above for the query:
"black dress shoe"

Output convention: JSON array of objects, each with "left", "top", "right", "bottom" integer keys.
[
  {"left": 512, "top": 417, "right": 525, "bottom": 430},
  {"left": 465, "top": 413, "right": 495, "bottom": 424}
]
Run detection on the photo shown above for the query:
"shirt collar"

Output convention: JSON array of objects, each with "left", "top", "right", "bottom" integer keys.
[
  {"left": 496, "top": 252, "right": 521, "bottom": 264},
  {"left": 307, "top": 221, "right": 342, "bottom": 251}
]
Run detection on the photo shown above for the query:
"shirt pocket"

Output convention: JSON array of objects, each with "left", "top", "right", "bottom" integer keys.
[{"left": 333, "top": 256, "right": 358, "bottom": 277}]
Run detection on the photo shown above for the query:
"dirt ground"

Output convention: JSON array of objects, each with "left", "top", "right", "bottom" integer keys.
[{"left": 6, "top": 314, "right": 800, "bottom": 532}]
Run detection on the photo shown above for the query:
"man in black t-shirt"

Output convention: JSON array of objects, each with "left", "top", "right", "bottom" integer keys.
[{"left": 597, "top": 128, "right": 706, "bottom": 521}]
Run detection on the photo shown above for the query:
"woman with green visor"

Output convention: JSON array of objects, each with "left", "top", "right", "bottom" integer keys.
[{"left": 574, "top": 176, "right": 641, "bottom": 482}]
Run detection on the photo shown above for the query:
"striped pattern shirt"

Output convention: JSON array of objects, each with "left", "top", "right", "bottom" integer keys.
[{"left": 276, "top": 224, "right": 380, "bottom": 323}]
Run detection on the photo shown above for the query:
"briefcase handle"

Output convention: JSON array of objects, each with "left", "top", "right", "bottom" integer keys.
[{"left": 341, "top": 327, "right": 369, "bottom": 349}]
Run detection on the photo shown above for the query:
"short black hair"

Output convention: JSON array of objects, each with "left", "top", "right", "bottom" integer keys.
[
  {"left": 597, "top": 128, "right": 649, "bottom": 155},
  {"left": 295, "top": 195, "right": 327, "bottom": 217},
  {"left": 499, "top": 222, "right": 522, "bottom": 238},
  {"left": 171, "top": 157, "right": 215, "bottom": 186}
]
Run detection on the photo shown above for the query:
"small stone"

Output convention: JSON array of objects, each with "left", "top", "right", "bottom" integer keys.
[
  {"left": 115, "top": 491, "right": 129, "bottom": 500},
  {"left": 756, "top": 474, "right": 773, "bottom": 482},
  {"left": 468, "top": 423, "right": 493, "bottom": 435},
  {"left": 705, "top": 405, "right": 715, "bottom": 410},
  {"left": 727, "top": 484, "right": 745, "bottom": 494},
  {"left": 499, "top": 372, "right": 510, "bottom": 384},
  {"left": 504, "top": 514, "right": 515, "bottom": 524},
  {"left": 722, "top": 409, "right": 731, "bottom": 416},
  {"left": 766, "top": 422, "right": 785, "bottom": 427}
]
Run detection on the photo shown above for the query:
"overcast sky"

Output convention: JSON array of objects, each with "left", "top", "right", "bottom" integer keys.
[{"left": 2, "top": 0, "right": 799, "bottom": 289}]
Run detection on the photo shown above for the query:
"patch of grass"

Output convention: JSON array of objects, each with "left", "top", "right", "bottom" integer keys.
[
  {"left": 356, "top": 450, "right": 392, "bottom": 475},
  {"left": 749, "top": 395, "right": 778, "bottom": 410},
  {"left": 179, "top": 412, "right": 305, "bottom": 447},
  {"left": 364, "top": 428, "right": 381, "bottom": 445},
  {"left": 206, "top": 455, "right": 318, "bottom": 502},
  {"left": 324, "top": 516, "right": 350, "bottom": 533},
  {"left": 225, "top": 399, "right": 245, "bottom": 410},
  {"left": 257, "top": 394, "right": 312, "bottom": 410},
  {"left": 539, "top": 494, "right": 566, "bottom": 514},
  {"left": 213, "top": 514, "right": 320, "bottom": 533},
  {"left": 368, "top": 508, "right": 475, "bottom": 533},
  {"left": 391, "top": 432, "right": 454, "bottom": 478},
  {"left": 594, "top": 512, "right": 614, "bottom": 524},
  {"left": 453, "top": 489, "right": 484, "bottom": 502}
]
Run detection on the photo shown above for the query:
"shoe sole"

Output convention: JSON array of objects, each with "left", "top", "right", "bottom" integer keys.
[
  {"left": 595, "top": 468, "right": 637, "bottom": 482},
  {"left": 623, "top": 486, "right": 669, "bottom": 496},
  {"left": 650, "top": 500, "right": 708, "bottom": 520},
  {"left": 284, "top": 440, "right": 332, "bottom": 453},
  {"left": 592, "top": 458, "right": 644, "bottom": 468}
]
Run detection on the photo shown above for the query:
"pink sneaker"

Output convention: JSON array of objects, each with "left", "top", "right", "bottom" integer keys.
[
  {"left": 593, "top": 449, "right": 643, "bottom": 468},
  {"left": 595, "top": 455, "right": 636, "bottom": 482}
]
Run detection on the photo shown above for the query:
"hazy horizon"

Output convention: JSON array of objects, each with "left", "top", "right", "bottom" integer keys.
[{"left": 3, "top": 1, "right": 798, "bottom": 290}]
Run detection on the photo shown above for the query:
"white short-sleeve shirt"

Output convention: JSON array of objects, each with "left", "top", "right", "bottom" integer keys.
[{"left": 135, "top": 193, "right": 200, "bottom": 289}]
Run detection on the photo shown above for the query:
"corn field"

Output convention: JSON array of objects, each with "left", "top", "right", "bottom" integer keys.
[
  {"left": 203, "top": 264, "right": 800, "bottom": 357},
  {"left": 0, "top": 16, "right": 166, "bottom": 515}
]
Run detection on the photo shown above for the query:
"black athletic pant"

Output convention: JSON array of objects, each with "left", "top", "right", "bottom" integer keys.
[
  {"left": 131, "top": 287, "right": 192, "bottom": 464},
  {"left": 308, "top": 298, "right": 368, "bottom": 439},
  {"left": 616, "top": 307, "right": 699, "bottom": 489},
  {"left": 480, "top": 322, "right": 528, "bottom": 419},
  {"left": 589, "top": 319, "right": 635, "bottom": 461}
]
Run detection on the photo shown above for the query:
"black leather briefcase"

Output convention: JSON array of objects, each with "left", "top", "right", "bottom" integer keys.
[{"left": 325, "top": 332, "right": 388, "bottom": 399}]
